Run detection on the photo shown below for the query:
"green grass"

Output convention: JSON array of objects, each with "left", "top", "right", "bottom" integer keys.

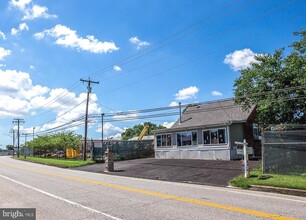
[
  {"left": 15, "top": 156, "right": 95, "bottom": 168},
  {"left": 230, "top": 166, "right": 306, "bottom": 190}
]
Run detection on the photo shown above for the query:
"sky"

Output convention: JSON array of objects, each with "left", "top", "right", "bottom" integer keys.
[{"left": 0, "top": 0, "right": 305, "bottom": 148}]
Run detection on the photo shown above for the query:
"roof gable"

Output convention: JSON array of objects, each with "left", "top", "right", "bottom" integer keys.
[{"left": 170, "top": 99, "right": 255, "bottom": 129}]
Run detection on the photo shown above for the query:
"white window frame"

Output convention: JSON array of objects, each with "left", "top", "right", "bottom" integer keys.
[
  {"left": 176, "top": 131, "right": 198, "bottom": 147},
  {"left": 156, "top": 133, "right": 172, "bottom": 148},
  {"left": 202, "top": 127, "right": 228, "bottom": 145},
  {"left": 253, "top": 123, "right": 259, "bottom": 140}
]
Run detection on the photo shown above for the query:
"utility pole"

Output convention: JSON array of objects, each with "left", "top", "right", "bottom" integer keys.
[
  {"left": 101, "top": 113, "right": 105, "bottom": 150},
  {"left": 13, "top": 119, "right": 25, "bottom": 158},
  {"left": 23, "top": 133, "right": 28, "bottom": 146},
  {"left": 10, "top": 129, "right": 15, "bottom": 156},
  {"left": 80, "top": 78, "right": 99, "bottom": 161},
  {"left": 33, "top": 127, "right": 35, "bottom": 140},
  {"left": 179, "top": 102, "right": 182, "bottom": 124}
]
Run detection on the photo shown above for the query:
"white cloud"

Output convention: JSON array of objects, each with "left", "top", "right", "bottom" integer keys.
[
  {"left": 113, "top": 65, "right": 121, "bottom": 71},
  {"left": 96, "top": 122, "right": 124, "bottom": 139},
  {"left": 11, "top": 23, "right": 29, "bottom": 36},
  {"left": 129, "top": 36, "right": 150, "bottom": 49},
  {"left": 0, "top": 48, "right": 11, "bottom": 60},
  {"left": 10, "top": 0, "right": 57, "bottom": 20},
  {"left": 224, "top": 48, "right": 260, "bottom": 71},
  {"left": 0, "top": 31, "right": 6, "bottom": 40},
  {"left": 211, "top": 91, "right": 223, "bottom": 96},
  {"left": 35, "top": 24, "right": 119, "bottom": 54},
  {"left": 0, "top": 69, "right": 49, "bottom": 101},
  {"left": 19, "top": 23, "right": 29, "bottom": 31},
  {"left": 162, "top": 121, "right": 175, "bottom": 128},
  {"left": 23, "top": 4, "right": 57, "bottom": 20},
  {"left": 11, "top": 28, "right": 18, "bottom": 36},
  {"left": 29, "top": 65, "right": 34, "bottom": 69},
  {"left": 0, "top": 68, "right": 101, "bottom": 127},
  {"left": 0, "top": 69, "right": 48, "bottom": 117},
  {"left": 33, "top": 91, "right": 101, "bottom": 132},
  {"left": 169, "top": 101, "right": 179, "bottom": 107},
  {"left": 10, "top": 0, "right": 32, "bottom": 10},
  {"left": 175, "top": 86, "right": 199, "bottom": 100}
]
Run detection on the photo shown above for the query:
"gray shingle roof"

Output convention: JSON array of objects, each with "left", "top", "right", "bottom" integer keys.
[{"left": 171, "top": 99, "right": 255, "bottom": 129}]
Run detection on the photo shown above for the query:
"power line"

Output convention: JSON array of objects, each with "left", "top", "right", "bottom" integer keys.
[
  {"left": 33, "top": 99, "right": 87, "bottom": 130},
  {"left": 24, "top": 0, "right": 248, "bottom": 122},
  {"left": 93, "top": 0, "right": 256, "bottom": 77},
  {"left": 90, "top": 84, "right": 306, "bottom": 119},
  {"left": 89, "top": 0, "right": 244, "bottom": 78},
  {"left": 28, "top": 94, "right": 306, "bottom": 137},
  {"left": 80, "top": 78, "right": 99, "bottom": 161},
  {"left": 98, "top": 0, "right": 295, "bottom": 95},
  {"left": 31, "top": 81, "right": 82, "bottom": 114},
  {"left": 29, "top": 88, "right": 86, "bottom": 119}
]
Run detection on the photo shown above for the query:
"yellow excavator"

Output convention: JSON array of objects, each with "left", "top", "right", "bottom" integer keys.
[{"left": 137, "top": 125, "right": 150, "bottom": 141}]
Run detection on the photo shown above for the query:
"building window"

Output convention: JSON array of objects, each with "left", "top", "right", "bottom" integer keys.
[
  {"left": 177, "top": 131, "right": 198, "bottom": 147},
  {"left": 156, "top": 134, "right": 172, "bottom": 147},
  {"left": 253, "top": 123, "right": 259, "bottom": 140},
  {"left": 203, "top": 128, "right": 227, "bottom": 145}
]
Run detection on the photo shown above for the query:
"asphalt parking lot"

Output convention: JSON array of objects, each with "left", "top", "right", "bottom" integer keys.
[{"left": 73, "top": 158, "right": 259, "bottom": 187}]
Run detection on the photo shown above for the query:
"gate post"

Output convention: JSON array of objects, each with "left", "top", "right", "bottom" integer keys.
[
  {"left": 104, "top": 148, "right": 114, "bottom": 172},
  {"left": 235, "top": 139, "right": 249, "bottom": 178}
]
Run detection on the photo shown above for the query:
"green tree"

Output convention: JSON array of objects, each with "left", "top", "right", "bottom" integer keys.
[
  {"left": 6, "top": 145, "right": 13, "bottom": 150},
  {"left": 27, "top": 131, "right": 82, "bottom": 157},
  {"left": 234, "top": 30, "right": 306, "bottom": 125},
  {"left": 121, "top": 122, "right": 166, "bottom": 140}
]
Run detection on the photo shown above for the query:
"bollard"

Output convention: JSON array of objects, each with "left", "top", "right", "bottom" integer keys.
[{"left": 104, "top": 148, "right": 114, "bottom": 172}]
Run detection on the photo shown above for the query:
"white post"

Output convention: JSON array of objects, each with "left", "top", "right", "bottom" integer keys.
[{"left": 243, "top": 139, "right": 248, "bottom": 178}]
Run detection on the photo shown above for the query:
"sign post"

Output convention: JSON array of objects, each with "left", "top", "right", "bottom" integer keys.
[{"left": 235, "top": 139, "right": 249, "bottom": 178}]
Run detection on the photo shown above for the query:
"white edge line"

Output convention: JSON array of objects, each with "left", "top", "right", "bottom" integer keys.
[
  {"left": 0, "top": 174, "right": 123, "bottom": 220},
  {"left": 3, "top": 157, "right": 306, "bottom": 204},
  {"left": 71, "top": 169, "right": 306, "bottom": 204}
]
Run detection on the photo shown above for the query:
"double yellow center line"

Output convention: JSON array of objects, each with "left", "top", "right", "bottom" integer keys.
[{"left": 0, "top": 162, "right": 300, "bottom": 220}]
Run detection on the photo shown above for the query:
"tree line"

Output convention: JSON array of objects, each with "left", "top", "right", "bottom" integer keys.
[{"left": 26, "top": 131, "right": 82, "bottom": 156}]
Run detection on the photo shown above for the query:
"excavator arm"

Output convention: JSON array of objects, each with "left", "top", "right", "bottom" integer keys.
[{"left": 137, "top": 125, "right": 150, "bottom": 141}]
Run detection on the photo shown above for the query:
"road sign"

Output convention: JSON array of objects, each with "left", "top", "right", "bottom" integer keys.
[{"left": 237, "top": 147, "right": 253, "bottom": 155}]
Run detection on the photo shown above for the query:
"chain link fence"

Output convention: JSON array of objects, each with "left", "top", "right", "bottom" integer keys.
[
  {"left": 92, "top": 140, "right": 154, "bottom": 161},
  {"left": 262, "top": 125, "right": 306, "bottom": 175}
]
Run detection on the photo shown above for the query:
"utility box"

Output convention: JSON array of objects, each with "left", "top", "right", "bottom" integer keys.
[{"left": 104, "top": 148, "right": 114, "bottom": 172}]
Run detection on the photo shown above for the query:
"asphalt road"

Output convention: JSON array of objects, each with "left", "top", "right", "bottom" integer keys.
[{"left": 0, "top": 156, "right": 305, "bottom": 220}]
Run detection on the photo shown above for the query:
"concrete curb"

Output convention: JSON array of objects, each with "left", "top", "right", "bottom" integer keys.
[{"left": 249, "top": 185, "right": 306, "bottom": 197}]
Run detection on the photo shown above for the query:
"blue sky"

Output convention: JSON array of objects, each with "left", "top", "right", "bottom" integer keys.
[{"left": 0, "top": 0, "right": 305, "bottom": 147}]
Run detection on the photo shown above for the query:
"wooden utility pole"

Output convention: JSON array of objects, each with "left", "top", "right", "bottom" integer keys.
[
  {"left": 12, "top": 119, "right": 25, "bottom": 158},
  {"left": 80, "top": 78, "right": 99, "bottom": 161},
  {"left": 10, "top": 129, "right": 15, "bottom": 156}
]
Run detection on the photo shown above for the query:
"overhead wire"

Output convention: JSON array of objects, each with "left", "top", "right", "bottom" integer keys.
[
  {"left": 26, "top": 92, "right": 306, "bottom": 136},
  {"left": 21, "top": 0, "right": 246, "bottom": 126},
  {"left": 98, "top": 0, "right": 295, "bottom": 95},
  {"left": 33, "top": 81, "right": 81, "bottom": 112},
  {"left": 89, "top": 0, "right": 244, "bottom": 78},
  {"left": 22, "top": 0, "right": 299, "bottom": 135},
  {"left": 90, "top": 84, "right": 306, "bottom": 119}
]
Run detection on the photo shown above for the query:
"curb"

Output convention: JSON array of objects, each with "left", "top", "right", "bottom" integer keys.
[{"left": 249, "top": 185, "right": 306, "bottom": 197}]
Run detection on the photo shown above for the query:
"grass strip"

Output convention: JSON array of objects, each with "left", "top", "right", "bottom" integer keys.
[
  {"left": 230, "top": 166, "right": 306, "bottom": 190},
  {"left": 15, "top": 156, "right": 95, "bottom": 168}
]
